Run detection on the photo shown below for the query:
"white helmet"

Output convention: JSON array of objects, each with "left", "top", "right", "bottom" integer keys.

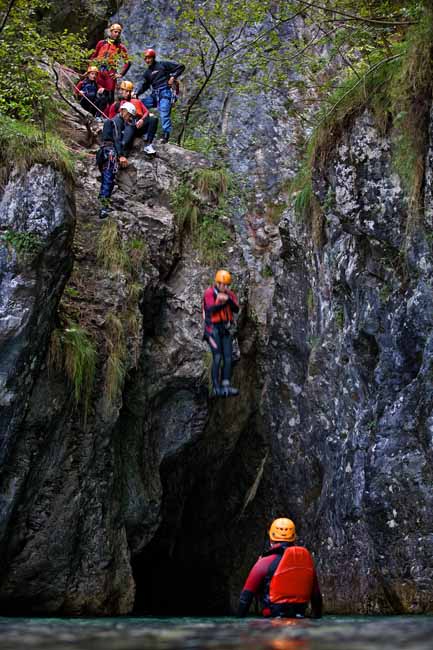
[{"left": 120, "top": 101, "right": 136, "bottom": 116}]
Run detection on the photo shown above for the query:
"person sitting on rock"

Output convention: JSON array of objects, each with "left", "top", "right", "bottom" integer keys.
[
  {"left": 108, "top": 80, "right": 158, "bottom": 155},
  {"left": 75, "top": 66, "right": 108, "bottom": 119},
  {"left": 238, "top": 518, "right": 323, "bottom": 619},
  {"left": 96, "top": 101, "right": 136, "bottom": 219},
  {"left": 134, "top": 48, "right": 185, "bottom": 144},
  {"left": 90, "top": 23, "right": 131, "bottom": 104},
  {"left": 202, "top": 269, "right": 239, "bottom": 397}
]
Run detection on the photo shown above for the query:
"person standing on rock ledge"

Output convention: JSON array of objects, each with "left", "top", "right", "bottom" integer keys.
[
  {"left": 202, "top": 269, "right": 239, "bottom": 397},
  {"left": 96, "top": 102, "right": 136, "bottom": 219},
  {"left": 134, "top": 48, "right": 185, "bottom": 144},
  {"left": 90, "top": 23, "right": 131, "bottom": 105},
  {"left": 238, "top": 518, "right": 323, "bottom": 619}
]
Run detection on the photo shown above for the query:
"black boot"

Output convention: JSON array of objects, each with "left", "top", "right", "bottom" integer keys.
[
  {"left": 210, "top": 385, "right": 223, "bottom": 398},
  {"left": 221, "top": 380, "right": 239, "bottom": 397}
]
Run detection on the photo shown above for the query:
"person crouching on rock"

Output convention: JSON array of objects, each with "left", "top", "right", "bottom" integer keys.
[
  {"left": 108, "top": 80, "right": 158, "bottom": 155},
  {"left": 238, "top": 518, "right": 323, "bottom": 619},
  {"left": 75, "top": 66, "right": 108, "bottom": 119},
  {"left": 96, "top": 101, "right": 136, "bottom": 219},
  {"left": 202, "top": 269, "right": 240, "bottom": 397}
]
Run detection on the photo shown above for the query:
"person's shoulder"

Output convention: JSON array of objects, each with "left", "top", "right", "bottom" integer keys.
[{"left": 203, "top": 286, "right": 214, "bottom": 297}]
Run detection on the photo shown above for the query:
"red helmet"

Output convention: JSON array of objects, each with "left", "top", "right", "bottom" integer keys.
[{"left": 143, "top": 48, "right": 156, "bottom": 59}]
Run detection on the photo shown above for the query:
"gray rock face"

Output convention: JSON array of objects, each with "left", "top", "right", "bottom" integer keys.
[
  {"left": 0, "top": 164, "right": 74, "bottom": 549},
  {"left": 263, "top": 109, "right": 433, "bottom": 613}
]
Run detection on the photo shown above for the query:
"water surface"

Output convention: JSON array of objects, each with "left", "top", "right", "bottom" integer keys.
[{"left": 1, "top": 615, "right": 433, "bottom": 650}]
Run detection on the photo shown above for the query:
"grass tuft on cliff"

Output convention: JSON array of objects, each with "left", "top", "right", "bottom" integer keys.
[
  {"left": 103, "top": 311, "right": 127, "bottom": 409},
  {"left": 0, "top": 116, "right": 75, "bottom": 177},
  {"left": 49, "top": 320, "right": 97, "bottom": 424},
  {"left": 290, "top": 6, "right": 433, "bottom": 241},
  {"left": 97, "top": 220, "right": 130, "bottom": 273},
  {"left": 170, "top": 167, "right": 233, "bottom": 265}
]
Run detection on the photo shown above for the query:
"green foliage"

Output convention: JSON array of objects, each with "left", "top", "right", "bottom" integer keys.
[
  {"left": 170, "top": 166, "right": 233, "bottom": 264},
  {"left": 195, "top": 216, "right": 230, "bottom": 266},
  {"left": 193, "top": 167, "right": 230, "bottom": 202},
  {"left": 49, "top": 319, "right": 97, "bottom": 423},
  {"left": 1, "top": 228, "right": 42, "bottom": 257},
  {"left": 171, "top": 0, "right": 426, "bottom": 148},
  {"left": 104, "top": 311, "right": 126, "bottom": 408},
  {"left": 0, "top": 0, "right": 88, "bottom": 126},
  {"left": 97, "top": 220, "right": 130, "bottom": 273},
  {"left": 171, "top": 182, "right": 200, "bottom": 232},
  {"left": 0, "top": 115, "right": 75, "bottom": 174},
  {"left": 266, "top": 202, "right": 286, "bottom": 225}
]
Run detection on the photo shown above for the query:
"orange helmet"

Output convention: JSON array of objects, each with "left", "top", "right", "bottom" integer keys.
[
  {"left": 120, "top": 80, "right": 134, "bottom": 91},
  {"left": 109, "top": 23, "right": 123, "bottom": 32},
  {"left": 144, "top": 48, "right": 156, "bottom": 59},
  {"left": 215, "top": 269, "right": 232, "bottom": 285},
  {"left": 269, "top": 518, "right": 296, "bottom": 542},
  {"left": 87, "top": 65, "right": 99, "bottom": 74}
]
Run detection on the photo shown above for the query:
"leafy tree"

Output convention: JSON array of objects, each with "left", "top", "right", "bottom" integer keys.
[
  {"left": 172, "top": 0, "right": 426, "bottom": 142},
  {"left": 0, "top": 0, "right": 88, "bottom": 130}
]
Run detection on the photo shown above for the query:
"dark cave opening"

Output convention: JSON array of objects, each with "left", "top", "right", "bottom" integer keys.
[{"left": 130, "top": 410, "right": 271, "bottom": 616}]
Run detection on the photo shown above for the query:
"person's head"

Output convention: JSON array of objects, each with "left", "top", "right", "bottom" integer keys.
[
  {"left": 268, "top": 518, "right": 296, "bottom": 544},
  {"left": 109, "top": 23, "right": 122, "bottom": 40},
  {"left": 119, "top": 80, "right": 134, "bottom": 100},
  {"left": 214, "top": 269, "right": 231, "bottom": 292},
  {"left": 143, "top": 48, "right": 156, "bottom": 66},
  {"left": 120, "top": 101, "right": 136, "bottom": 123},
  {"left": 86, "top": 65, "right": 99, "bottom": 80}
]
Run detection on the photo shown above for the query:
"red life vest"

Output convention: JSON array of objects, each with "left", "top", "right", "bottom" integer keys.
[
  {"left": 202, "top": 287, "right": 236, "bottom": 325},
  {"left": 269, "top": 546, "right": 315, "bottom": 604},
  {"left": 94, "top": 40, "right": 126, "bottom": 66}
]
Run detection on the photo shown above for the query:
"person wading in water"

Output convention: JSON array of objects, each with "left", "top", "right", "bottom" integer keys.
[{"left": 238, "top": 518, "right": 323, "bottom": 618}]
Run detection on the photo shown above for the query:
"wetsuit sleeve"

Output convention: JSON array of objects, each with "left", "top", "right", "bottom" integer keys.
[
  {"left": 113, "top": 118, "right": 126, "bottom": 157},
  {"left": 101, "top": 118, "right": 113, "bottom": 142},
  {"left": 237, "top": 555, "right": 276, "bottom": 617},
  {"left": 119, "top": 45, "right": 131, "bottom": 76},
  {"left": 107, "top": 103, "right": 117, "bottom": 119},
  {"left": 75, "top": 79, "right": 84, "bottom": 96},
  {"left": 137, "top": 100, "right": 149, "bottom": 118},
  {"left": 90, "top": 41, "right": 104, "bottom": 60},
  {"left": 310, "top": 570, "right": 323, "bottom": 618},
  {"left": 135, "top": 72, "right": 150, "bottom": 96},
  {"left": 102, "top": 118, "right": 125, "bottom": 157},
  {"left": 163, "top": 60, "right": 185, "bottom": 78},
  {"left": 203, "top": 288, "right": 229, "bottom": 316},
  {"left": 227, "top": 290, "right": 239, "bottom": 314}
]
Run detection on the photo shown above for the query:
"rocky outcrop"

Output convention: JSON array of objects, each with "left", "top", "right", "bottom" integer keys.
[
  {"left": 260, "top": 108, "right": 433, "bottom": 613},
  {"left": 0, "top": 164, "right": 74, "bottom": 553}
]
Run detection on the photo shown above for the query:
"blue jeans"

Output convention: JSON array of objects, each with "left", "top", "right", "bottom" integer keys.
[
  {"left": 143, "top": 87, "right": 173, "bottom": 135},
  {"left": 97, "top": 147, "right": 118, "bottom": 199}
]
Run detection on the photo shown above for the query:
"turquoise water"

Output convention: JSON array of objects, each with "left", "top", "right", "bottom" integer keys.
[{"left": 0, "top": 616, "right": 433, "bottom": 649}]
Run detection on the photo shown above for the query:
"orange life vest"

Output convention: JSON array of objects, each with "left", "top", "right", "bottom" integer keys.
[{"left": 269, "top": 546, "right": 314, "bottom": 604}]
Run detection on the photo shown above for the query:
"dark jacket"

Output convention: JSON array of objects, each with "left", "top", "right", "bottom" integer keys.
[
  {"left": 100, "top": 114, "right": 127, "bottom": 157},
  {"left": 135, "top": 59, "right": 185, "bottom": 95},
  {"left": 75, "top": 78, "right": 99, "bottom": 101}
]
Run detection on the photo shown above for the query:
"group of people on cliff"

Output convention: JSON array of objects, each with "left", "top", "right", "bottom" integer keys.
[{"left": 74, "top": 23, "right": 185, "bottom": 219}]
